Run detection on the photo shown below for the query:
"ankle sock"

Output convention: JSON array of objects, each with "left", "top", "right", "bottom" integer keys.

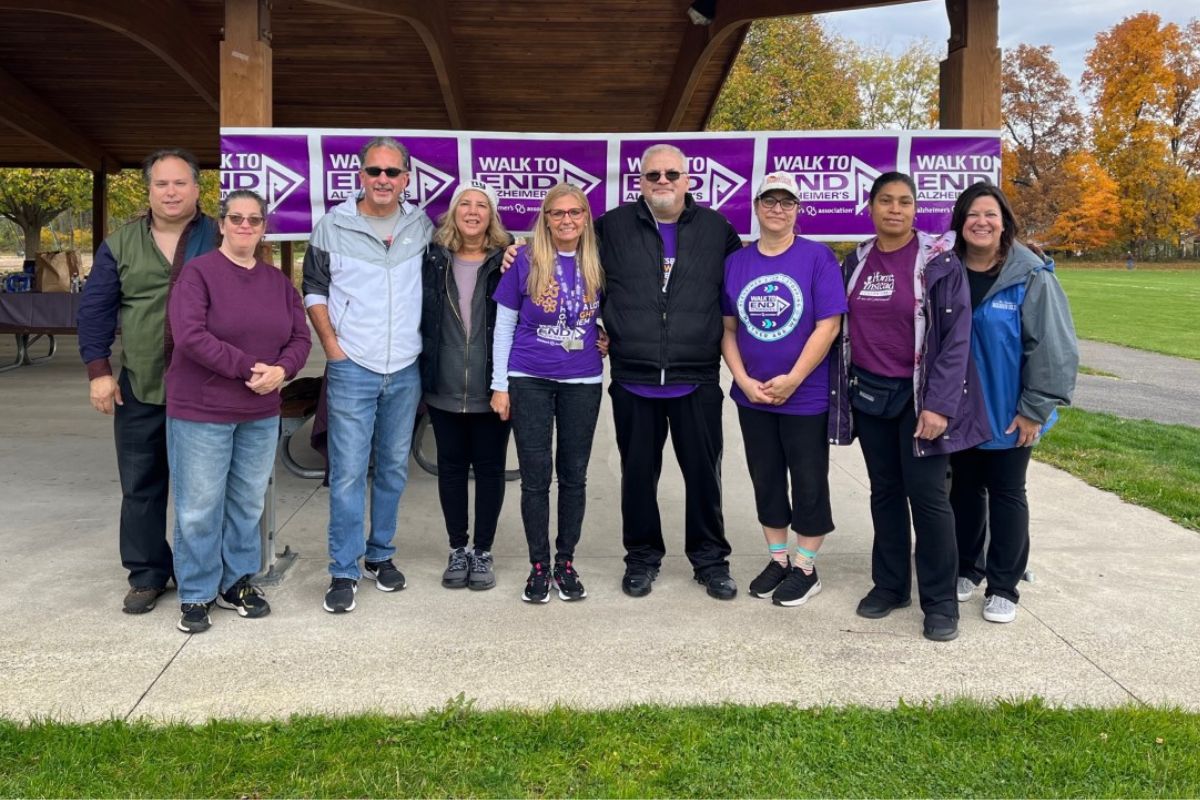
[
  {"left": 794, "top": 545, "right": 817, "bottom": 574},
  {"left": 768, "top": 542, "right": 789, "bottom": 566}
]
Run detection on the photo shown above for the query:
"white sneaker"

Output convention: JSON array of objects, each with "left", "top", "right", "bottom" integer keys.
[
  {"left": 983, "top": 595, "right": 1017, "bottom": 623},
  {"left": 956, "top": 576, "right": 979, "bottom": 602}
]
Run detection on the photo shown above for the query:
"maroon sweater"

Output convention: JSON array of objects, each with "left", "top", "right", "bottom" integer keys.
[{"left": 166, "top": 249, "right": 311, "bottom": 423}]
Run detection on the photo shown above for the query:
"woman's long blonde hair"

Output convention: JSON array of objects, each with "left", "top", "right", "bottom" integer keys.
[{"left": 527, "top": 183, "right": 603, "bottom": 303}]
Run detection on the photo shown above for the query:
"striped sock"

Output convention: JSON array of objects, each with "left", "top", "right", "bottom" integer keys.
[
  {"left": 768, "top": 542, "right": 789, "bottom": 566},
  {"left": 794, "top": 546, "right": 817, "bottom": 574}
]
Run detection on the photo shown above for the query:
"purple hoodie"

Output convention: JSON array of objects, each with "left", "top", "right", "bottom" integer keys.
[{"left": 827, "top": 230, "right": 989, "bottom": 457}]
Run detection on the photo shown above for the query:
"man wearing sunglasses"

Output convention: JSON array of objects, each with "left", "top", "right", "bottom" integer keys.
[
  {"left": 595, "top": 143, "right": 743, "bottom": 601},
  {"left": 78, "top": 148, "right": 219, "bottom": 615},
  {"left": 302, "top": 136, "right": 434, "bottom": 614}
]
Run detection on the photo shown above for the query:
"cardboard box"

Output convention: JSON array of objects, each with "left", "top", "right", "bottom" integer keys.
[{"left": 34, "top": 251, "right": 81, "bottom": 293}]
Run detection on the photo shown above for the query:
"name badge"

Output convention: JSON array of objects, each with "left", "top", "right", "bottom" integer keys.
[{"left": 561, "top": 337, "right": 584, "bottom": 352}]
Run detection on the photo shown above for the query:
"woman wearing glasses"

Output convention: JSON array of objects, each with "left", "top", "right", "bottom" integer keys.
[
  {"left": 165, "top": 189, "right": 311, "bottom": 633},
  {"left": 420, "top": 181, "right": 514, "bottom": 592},
  {"left": 829, "top": 172, "right": 988, "bottom": 642},
  {"left": 490, "top": 183, "right": 605, "bottom": 603},
  {"left": 720, "top": 173, "right": 846, "bottom": 607}
]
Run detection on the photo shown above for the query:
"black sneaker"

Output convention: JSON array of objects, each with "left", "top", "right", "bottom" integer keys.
[
  {"left": 748, "top": 560, "right": 789, "bottom": 598},
  {"left": 553, "top": 560, "right": 587, "bottom": 601},
  {"left": 323, "top": 577, "right": 358, "bottom": 613},
  {"left": 177, "top": 602, "right": 212, "bottom": 633},
  {"left": 923, "top": 613, "right": 959, "bottom": 642},
  {"left": 363, "top": 558, "right": 406, "bottom": 592},
  {"left": 123, "top": 585, "right": 167, "bottom": 614},
  {"left": 468, "top": 550, "right": 497, "bottom": 591},
  {"left": 772, "top": 567, "right": 822, "bottom": 607},
  {"left": 697, "top": 571, "right": 738, "bottom": 600},
  {"left": 215, "top": 575, "right": 271, "bottom": 618},
  {"left": 442, "top": 547, "right": 471, "bottom": 589},
  {"left": 855, "top": 593, "right": 912, "bottom": 619},
  {"left": 621, "top": 568, "right": 658, "bottom": 598},
  {"left": 522, "top": 563, "right": 550, "bottom": 604}
]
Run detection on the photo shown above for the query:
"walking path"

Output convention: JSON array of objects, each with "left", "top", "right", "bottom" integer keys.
[
  {"left": 1074, "top": 340, "right": 1200, "bottom": 427},
  {"left": 0, "top": 335, "right": 1197, "bottom": 722}
]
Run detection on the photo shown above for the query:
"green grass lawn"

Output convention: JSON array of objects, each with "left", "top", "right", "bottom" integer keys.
[
  {"left": 1056, "top": 267, "right": 1200, "bottom": 360},
  {"left": 2, "top": 700, "right": 1197, "bottom": 797},
  {"left": 1035, "top": 407, "right": 1200, "bottom": 531}
]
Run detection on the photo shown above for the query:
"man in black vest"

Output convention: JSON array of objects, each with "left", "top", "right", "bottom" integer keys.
[{"left": 595, "top": 144, "right": 742, "bottom": 600}]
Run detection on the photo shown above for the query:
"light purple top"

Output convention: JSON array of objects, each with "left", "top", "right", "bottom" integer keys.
[
  {"left": 166, "top": 249, "right": 311, "bottom": 423},
  {"left": 452, "top": 254, "right": 483, "bottom": 338},
  {"left": 492, "top": 246, "right": 602, "bottom": 381},
  {"left": 848, "top": 235, "right": 919, "bottom": 378},
  {"left": 621, "top": 221, "right": 698, "bottom": 399},
  {"left": 721, "top": 237, "right": 847, "bottom": 415}
]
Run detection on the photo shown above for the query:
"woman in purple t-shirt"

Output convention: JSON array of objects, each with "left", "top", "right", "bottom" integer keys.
[
  {"left": 720, "top": 172, "right": 845, "bottom": 608},
  {"left": 490, "top": 183, "right": 605, "bottom": 604},
  {"left": 166, "top": 190, "right": 311, "bottom": 634},
  {"left": 835, "top": 172, "right": 986, "bottom": 643}
]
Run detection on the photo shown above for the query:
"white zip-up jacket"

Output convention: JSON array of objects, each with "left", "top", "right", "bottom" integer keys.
[{"left": 302, "top": 194, "right": 433, "bottom": 374}]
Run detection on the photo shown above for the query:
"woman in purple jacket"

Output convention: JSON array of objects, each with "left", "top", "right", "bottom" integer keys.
[
  {"left": 829, "top": 172, "right": 988, "bottom": 642},
  {"left": 166, "top": 190, "right": 312, "bottom": 634}
]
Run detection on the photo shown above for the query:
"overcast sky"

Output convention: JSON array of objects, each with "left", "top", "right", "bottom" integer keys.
[{"left": 818, "top": 1, "right": 1197, "bottom": 88}]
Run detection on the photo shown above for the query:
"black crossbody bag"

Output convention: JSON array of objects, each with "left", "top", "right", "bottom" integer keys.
[{"left": 849, "top": 364, "right": 913, "bottom": 419}]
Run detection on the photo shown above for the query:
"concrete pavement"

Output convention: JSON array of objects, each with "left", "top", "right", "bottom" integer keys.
[{"left": 1, "top": 334, "right": 1198, "bottom": 722}]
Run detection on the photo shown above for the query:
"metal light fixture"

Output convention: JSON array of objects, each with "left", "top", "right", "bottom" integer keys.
[{"left": 687, "top": 0, "right": 716, "bottom": 25}]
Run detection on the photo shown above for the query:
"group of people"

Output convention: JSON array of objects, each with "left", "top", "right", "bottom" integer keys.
[{"left": 79, "top": 139, "right": 1077, "bottom": 642}]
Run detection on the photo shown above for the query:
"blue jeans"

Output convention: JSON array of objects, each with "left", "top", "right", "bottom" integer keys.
[
  {"left": 167, "top": 416, "right": 278, "bottom": 604},
  {"left": 325, "top": 358, "right": 421, "bottom": 579}
]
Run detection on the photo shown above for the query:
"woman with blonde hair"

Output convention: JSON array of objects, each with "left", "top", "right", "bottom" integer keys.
[
  {"left": 491, "top": 182, "right": 605, "bottom": 603},
  {"left": 420, "top": 180, "right": 514, "bottom": 591}
]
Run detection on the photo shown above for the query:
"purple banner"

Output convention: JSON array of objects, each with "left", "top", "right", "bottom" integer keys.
[
  {"left": 618, "top": 137, "right": 756, "bottom": 233},
  {"left": 219, "top": 134, "right": 312, "bottom": 237},
  {"left": 318, "top": 134, "right": 459, "bottom": 223},
  {"left": 764, "top": 136, "right": 898, "bottom": 238},
  {"left": 909, "top": 136, "right": 1002, "bottom": 234},
  {"left": 471, "top": 138, "right": 608, "bottom": 232}
]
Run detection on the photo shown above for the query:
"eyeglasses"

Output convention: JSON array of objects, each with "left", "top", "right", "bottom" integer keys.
[
  {"left": 642, "top": 170, "right": 683, "bottom": 183},
  {"left": 225, "top": 213, "right": 265, "bottom": 227},
  {"left": 363, "top": 166, "right": 407, "bottom": 178},
  {"left": 547, "top": 208, "right": 585, "bottom": 221},
  {"left": 758, "top": 196, "right": 799, "bottom": 210}
]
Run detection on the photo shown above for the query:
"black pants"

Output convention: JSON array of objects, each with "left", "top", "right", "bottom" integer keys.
[
  {"left": 737, "top": 406, "right": 834, "bottom": 535},
  {"left": 609, "top": 382, "right": 730, "bottom": 577},
  {"left": 950, "top": 445, "right": 1032, "bottom": 603},
  {"left": 428, "top": 406, "right": 511, "bottom": 552},
  {"left": 509, "top": 378, "right": 601, "bottom": 566},
  {"left": 855, "top": 401, "right": 957, "bottom": 618},
  {"left": 113, "top": 369, "right": 173, "bottom": 588}
]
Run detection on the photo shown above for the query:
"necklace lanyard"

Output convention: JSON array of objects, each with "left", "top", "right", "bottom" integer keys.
[{"left": 554, "top": 254, "right": 586, "bottom": 328}]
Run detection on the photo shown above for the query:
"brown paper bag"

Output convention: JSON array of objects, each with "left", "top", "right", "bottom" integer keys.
[{"left": 35, "top": 251, "right": 81, "bottom": 293}]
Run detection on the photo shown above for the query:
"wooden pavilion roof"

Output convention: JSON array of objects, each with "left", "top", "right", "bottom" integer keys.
[{"left": 0, "top": 0, "right": 919, "bottom": 170}]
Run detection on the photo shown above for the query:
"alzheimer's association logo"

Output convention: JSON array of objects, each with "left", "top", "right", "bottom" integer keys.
[
  {"left": 912, "top": 152, "right": 1000, "bottom": 201},
  {"left": 324, "top": 152, "right": 454, "bottom": 209},
  {"left": 220, "top": 152, "right": 306, "bottom": 211},
  {"left": 768, "top": 154, "right": 881, "bottom": 213},
  {"left": 621, "top": 156, "right": 745, "bottom": 211},
  {"left": 476, "top": 155, "right": 602, "bottom": 199},
  {"left": 738, "top": 274, "right": 803, "bottom": 342}
]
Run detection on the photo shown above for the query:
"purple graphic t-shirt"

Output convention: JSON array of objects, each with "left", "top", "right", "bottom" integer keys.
[
  {"left": 848, "top": 236, "right": 919, "bottom": 378},
  {"left": 493, "top": 247, "right": 602, "bottom": 381},
  {"left": 622, "top": 221, "right": 697, "bottom": 399},
  {"left": 721, "top": 237, "right": 847, "bottom": 415}
]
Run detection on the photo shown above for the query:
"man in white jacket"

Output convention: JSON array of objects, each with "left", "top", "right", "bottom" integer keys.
[{"left": 302, "top": 137, "right": 433, "bottom": 613}]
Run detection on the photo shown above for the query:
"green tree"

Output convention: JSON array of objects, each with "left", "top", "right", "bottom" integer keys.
[
  {"left": 854, "top": 40, "right": 940, "bottom": 129},
  {"left": 708, "top": 16, "right": 860, "bottom": 131},
  {"left": 0, "top": 169, "right": 91, "bottom": 262}
]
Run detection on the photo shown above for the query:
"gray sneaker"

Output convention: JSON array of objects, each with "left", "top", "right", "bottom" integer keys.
[
  {"left": 442, "top": 547, "right": 471, "bottom": 589},
  {"left": 983, "top": 595, "right": 1017, "bottom": 623},
  {"left": 468, "top": 550, "right": 496, "bottom": 591},
  {"left": 956, "top": 576, "right": 979, "bottom": 602}
]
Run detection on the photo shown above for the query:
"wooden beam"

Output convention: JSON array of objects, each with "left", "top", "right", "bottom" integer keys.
[
  {"left": 938, "top": 0, "right": 1000, "bottom": 129},
  {"left": 0, "top": 65, "right": 114, "bottom": 170},
  {"left": 91, "top": 160, "right": 109, "bottom": 253},
  {"left": 304, "top": 0, "right": 466, "bottom": 128},
  {"left": 0, "top": 0, "right": 220, "bottom": 110},
  {"left": 221, "top": 0, "right": 272, "bottom": 126},
  {"left": 658, "top": 0, "right": 923, "bottom": 131}
]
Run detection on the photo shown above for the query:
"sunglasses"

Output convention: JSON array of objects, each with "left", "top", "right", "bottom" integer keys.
[
  {"left": 642, "top": 170, "right": 683, "bottom": 182},
  {"left": 362, "top": 166, "right": 407, "bottom": 178},
  {"left": 758, "top": 196, "right": 799, "bottom": 210},
  {"left": 547, "top": 208, "right": 586, "bottom": 221},
  {"left": 224, "top": 213, "right": 265, "bottom": 227}
]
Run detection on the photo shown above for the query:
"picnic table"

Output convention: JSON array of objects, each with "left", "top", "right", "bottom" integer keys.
[{"left": 0, "top": 293, "right": 80, "bottom": 373}]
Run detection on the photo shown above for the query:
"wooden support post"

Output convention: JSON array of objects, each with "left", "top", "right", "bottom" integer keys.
[
  {"left": 280, "top": 241, "right": 294, "bottom": 282},
  {"left": 938, "top": 0, "right": 1000, "bottom": 129},
  {"left": 220, "top": 0, "right": 275, "bottom": 265},
  {"left": 91, "top": 159, "right": 110, "bottom": 253}
]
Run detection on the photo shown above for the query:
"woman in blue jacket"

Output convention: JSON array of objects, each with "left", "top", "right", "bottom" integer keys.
[{"left": 948, "top": 182, "right": 1078, "bottom": 624}]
